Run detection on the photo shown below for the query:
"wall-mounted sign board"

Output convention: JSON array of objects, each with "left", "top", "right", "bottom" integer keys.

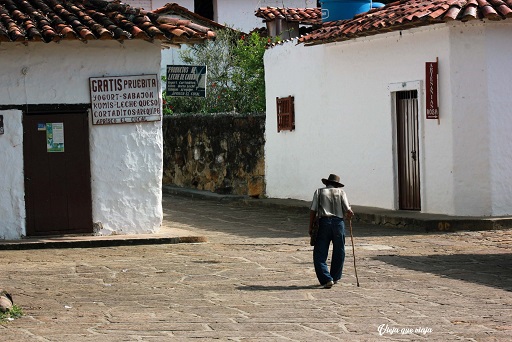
[
  {"left": 426, "top": 61, "right": 439, "bottom": 120},
  {"left": 89, "top": 75, "right": 161, "bottom": 125},
  {"left": 166, "top": 65, "right": 207, "bottom": 97}
]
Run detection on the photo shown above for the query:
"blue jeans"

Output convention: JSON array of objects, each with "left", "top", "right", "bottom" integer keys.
[{"left": 313, "top": 216, "right": 346, "bottom": 285}]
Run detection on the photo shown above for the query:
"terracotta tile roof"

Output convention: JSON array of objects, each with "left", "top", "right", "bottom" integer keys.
[
  {"left": 152, "top": 2, "right": 226, "bottom": 30},
  {"left": 300, "top": 0, "right": 512, "bottom": 46},
  {"left": 255, "top": 6, "right": 322, "bottom": 25},
  {"left": 0, "top": 0, "right": 216, "bottom": 44}
]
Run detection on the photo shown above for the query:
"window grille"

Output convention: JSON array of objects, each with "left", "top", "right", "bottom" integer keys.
[
  {"left": 396, "top": 89, "right": 420, "bottom": 210},
  {"left": 276, "top": 96, "right": 295, "bottom": 132}
]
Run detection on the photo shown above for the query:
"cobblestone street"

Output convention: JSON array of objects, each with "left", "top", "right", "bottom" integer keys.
[{"left": 1, "top": 194, "right": 511, "bottom": 341}]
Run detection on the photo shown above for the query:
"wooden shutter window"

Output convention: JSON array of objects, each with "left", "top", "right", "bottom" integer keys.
[{"left": 276, "top": 96, "right": 295, "bottom": 132}]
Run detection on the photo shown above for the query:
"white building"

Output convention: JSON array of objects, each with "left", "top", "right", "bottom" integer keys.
[
  {"left": 0, "top": 0, "right": 214, "bottom": 239},
  {"left": 264, "top": 0, "right": 512, "bottom": 217}
]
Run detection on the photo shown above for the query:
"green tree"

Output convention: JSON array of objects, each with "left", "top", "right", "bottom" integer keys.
[
  {"left": 230, "top": 32, "right": 267, "bottom": 113},
  {"left": 163, "top": 29, "right": 269, "bottom": 114}
]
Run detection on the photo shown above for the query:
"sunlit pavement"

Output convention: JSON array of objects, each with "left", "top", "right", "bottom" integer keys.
[{"left": 1, "top": 193, "right": 511, "bottom": 341}]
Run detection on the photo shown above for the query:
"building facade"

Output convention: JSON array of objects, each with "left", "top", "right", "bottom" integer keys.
[
  {"left": 264, "top": 1, "right": 512, "bottom": 217},
  {"left": 0, "top": 0, "right": 214, "bottom": 239}
]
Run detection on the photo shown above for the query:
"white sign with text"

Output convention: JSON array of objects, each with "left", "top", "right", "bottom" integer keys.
[{"left": 90, "top": 75, "right": 161, "bottom": 125}]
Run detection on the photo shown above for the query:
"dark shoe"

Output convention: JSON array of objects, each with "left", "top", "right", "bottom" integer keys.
[{"left": 323, "top": 280, "right": 334, "bottom": 289}]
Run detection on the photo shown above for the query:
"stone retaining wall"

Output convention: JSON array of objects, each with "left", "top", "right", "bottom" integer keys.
[{"left": 162, "top": 113, "right": 265, "bottom": 197}]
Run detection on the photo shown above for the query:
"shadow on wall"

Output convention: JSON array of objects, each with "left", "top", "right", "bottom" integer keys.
[
  {"left": 162, "top": 113, "right": 266, "bottom": 197},
  {"left": 374, "top": 253, "right": 512, "bottom": 291}
]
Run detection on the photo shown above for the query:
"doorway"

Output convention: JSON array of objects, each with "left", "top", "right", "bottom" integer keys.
[
  {"left": 23, "top": 112, "right": 93, "bottom": 236},
  {"left": 194, "top": 0, "right": 214, "bottom": 20},
  {"left": 396, "top": 90, "right": 421, "bottom": 210}
]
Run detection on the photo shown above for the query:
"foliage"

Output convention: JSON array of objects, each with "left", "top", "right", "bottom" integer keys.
[
  {"left": 161, "top": 76, "right": 174, "bottom": 115},
  {"left": 230, "top": 32, "right": 267, "bottom": 113},
  {"left": 162, "top": 29, "right": 270, "bottom": 114},
  {"left": 0, "top": 305, "right": 23, "bottom": 323}
]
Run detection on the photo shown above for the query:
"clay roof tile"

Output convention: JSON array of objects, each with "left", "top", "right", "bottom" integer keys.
[
  {"left": 0, "top": 0, "right": 216, "bottom": 45},
  {"left": 255, "top": 6, "right": 322, "bottom": 25},
  {"left": 299, "top": 0, "right": 512, "bottom": 46}
]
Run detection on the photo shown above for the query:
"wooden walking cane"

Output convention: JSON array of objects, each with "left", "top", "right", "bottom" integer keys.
[{"left": 348, "top": 218, "right": 360, "bottom": 287}]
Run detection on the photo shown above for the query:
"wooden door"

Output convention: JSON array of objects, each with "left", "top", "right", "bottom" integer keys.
[
  {"left": 396, "top": 90, "right": 421, "bottom": 210},
  {"left": 24, "top": 112, "right": 93, "bottom": 236}
]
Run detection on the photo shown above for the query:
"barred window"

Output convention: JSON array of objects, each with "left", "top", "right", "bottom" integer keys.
[{"left": 276, "top": 96, "right": 295, "bottom": 132}]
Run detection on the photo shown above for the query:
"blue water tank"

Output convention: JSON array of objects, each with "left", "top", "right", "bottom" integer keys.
[{"left": 320, "top": 0, "right": 385, "bottom": 22}]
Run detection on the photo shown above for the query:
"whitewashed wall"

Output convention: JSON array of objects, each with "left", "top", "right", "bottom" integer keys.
[
  {"left": 0, "top": 40, "right": 163, "bottom": 238},
  {"left": 0, "top": 110, "right": 25, "bottom": 239},
  {"left": 265, "top": 21, "right": 512, "bottom": 217},
  {"left": 447, "top": 23, "right": 491, "bottom": 216},
  {"left": 486, "top": 24, "right": 512, "bottom": 216}
]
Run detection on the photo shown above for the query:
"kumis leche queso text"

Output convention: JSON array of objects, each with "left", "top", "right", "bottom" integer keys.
[{"left": 90, "top": 76, "right": 161, "bottom": 125}]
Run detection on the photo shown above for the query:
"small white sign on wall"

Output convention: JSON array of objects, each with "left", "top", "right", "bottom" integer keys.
[{"left": 89, "top": 74, "right": 161, "bottom": 125}]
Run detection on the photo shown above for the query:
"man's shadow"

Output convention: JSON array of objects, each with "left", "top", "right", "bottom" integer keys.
[{"left": 236, "top": 284, "right": 321, "bottom": 291}]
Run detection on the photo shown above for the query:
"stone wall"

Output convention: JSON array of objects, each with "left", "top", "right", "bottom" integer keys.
[{"left": 162, "top": 113, "right": 266, "bottom": 197}]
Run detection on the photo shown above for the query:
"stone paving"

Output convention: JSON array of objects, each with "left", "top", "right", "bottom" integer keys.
[{"left": 1, "top": 194, "right": 511, "bottom": 341}]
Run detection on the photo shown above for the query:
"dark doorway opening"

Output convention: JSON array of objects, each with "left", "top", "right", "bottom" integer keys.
[
  {"left": 194, "top": 0, "right": 214, "bottom": 20},
  {"left": 396, "top": 90, "right": 421, "bottom": 210}
]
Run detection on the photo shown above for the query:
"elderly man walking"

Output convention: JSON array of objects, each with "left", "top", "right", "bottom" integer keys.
[{"left": 309, "top": 174, "right": 354, "bottom": 288}]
